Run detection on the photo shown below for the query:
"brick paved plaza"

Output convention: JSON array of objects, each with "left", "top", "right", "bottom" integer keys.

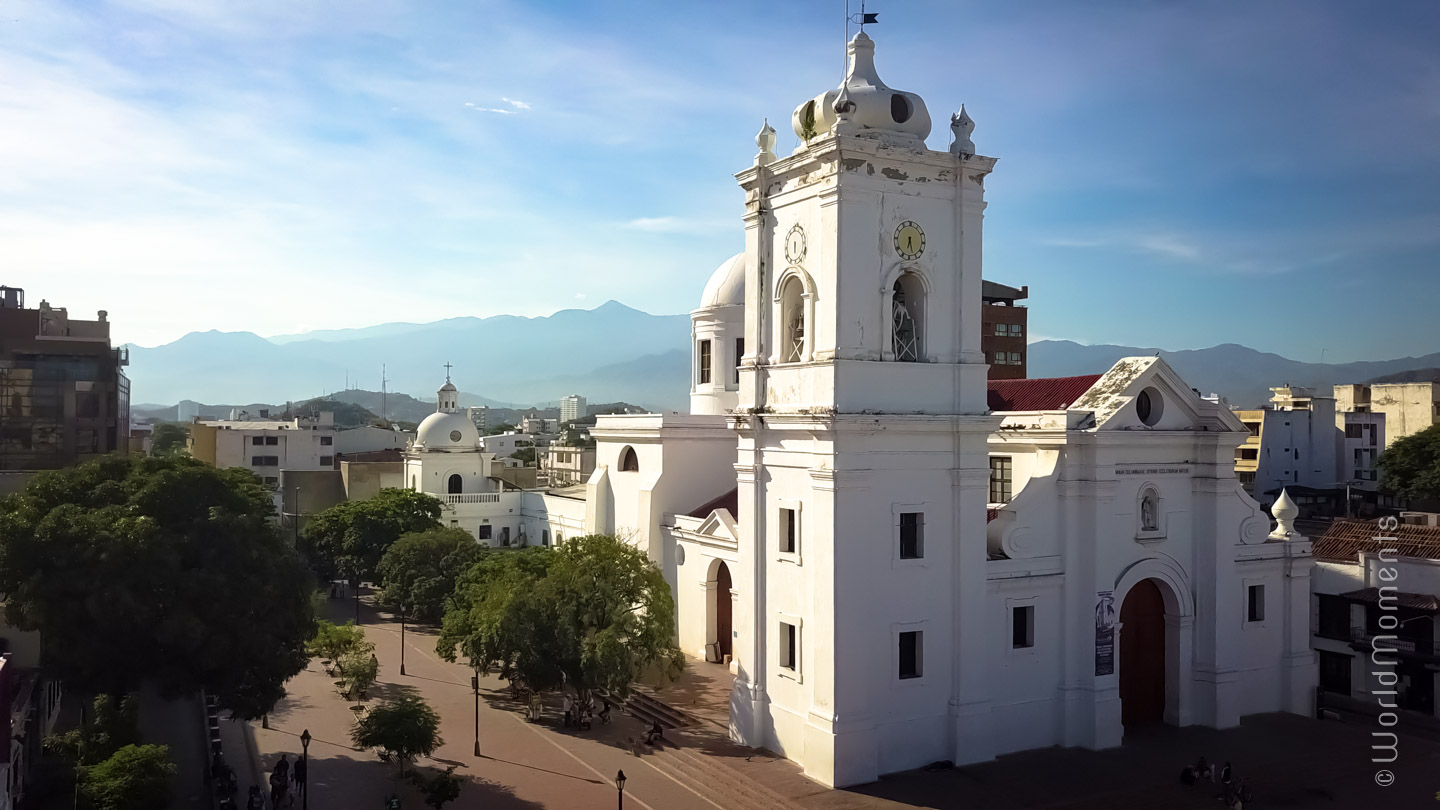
[{"left": 221, "top": 591, "right": 1440, "bottom": 809}]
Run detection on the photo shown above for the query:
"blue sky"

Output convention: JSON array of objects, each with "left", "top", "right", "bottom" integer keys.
[{"left": 3, "top": 1, "right": 1437, "bottom": 362}]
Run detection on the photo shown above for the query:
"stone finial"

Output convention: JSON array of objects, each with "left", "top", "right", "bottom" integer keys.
[
  {"left": 1269, "top": 488, "right": 1299, "bottom": 540},
  {"left": 950, "top": 105, "right": 976, "bottom": 157},
  {"left": 755, "top": 119, "right": 777, "bottom": 165}
]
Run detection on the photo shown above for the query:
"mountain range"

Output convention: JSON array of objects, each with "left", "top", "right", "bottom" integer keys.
[{"left": 126, "top": 301, "right": 1438, "bottom": 412}]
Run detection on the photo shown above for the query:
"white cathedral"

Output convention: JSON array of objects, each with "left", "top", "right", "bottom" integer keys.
[{"left": 404, "top": 32, "right": 1317, "bottom": 788}]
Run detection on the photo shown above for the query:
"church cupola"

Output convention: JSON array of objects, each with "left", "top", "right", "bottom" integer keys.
[
  {"left": 690, "top": 253, "right": 746, "bottom": 415},
  {"left": 437, "top": 365, "right": 459, "bottom": 413},
  {"left": 791, "top": 31, "right": 931, "bottom": 149}
]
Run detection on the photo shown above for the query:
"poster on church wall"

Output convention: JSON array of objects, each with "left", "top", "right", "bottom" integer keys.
[{"left": 1095, "top": 590, "right": 1116, "bottom": 676}]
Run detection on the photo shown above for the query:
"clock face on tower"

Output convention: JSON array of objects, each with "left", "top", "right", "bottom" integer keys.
[
  {"left": 784, "top": 224, "right": 807, "bottom": 264},
  {"left": 894, "top": 221, "right": 925, "bottom": 260}
]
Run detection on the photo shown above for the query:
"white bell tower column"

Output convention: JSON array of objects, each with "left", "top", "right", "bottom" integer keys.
[{"left": 729, "top": 31, "right": 1001, "bottom": 787}]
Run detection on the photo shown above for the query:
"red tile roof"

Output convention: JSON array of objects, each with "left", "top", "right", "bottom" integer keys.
[
  {"left": 988, "top": 374, "right": 1102, "bottom": 412},
  {"left": 688, "top": 487, "right": 739, "bottom": 519},
  {"left": 1312, "top": 518, "right": 1440, "bottom": 563},
  {"left": 1340, "top": 587, "right": 1440, "bottom": 613}
]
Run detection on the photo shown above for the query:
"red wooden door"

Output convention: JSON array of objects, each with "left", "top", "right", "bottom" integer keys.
[
  {"left": 716, "top": 562, "right": 732, "bottom": 659},
  {"left": 1120, "top": 579, "right": 1166, "bottom": 730}
]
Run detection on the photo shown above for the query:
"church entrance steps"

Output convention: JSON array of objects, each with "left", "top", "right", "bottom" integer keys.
[
  {"left": 643, "top": 736, "right": 805, "bottom": 810},
  {"left": 622, "top": 688, "right": 697, "bottom": 729}
]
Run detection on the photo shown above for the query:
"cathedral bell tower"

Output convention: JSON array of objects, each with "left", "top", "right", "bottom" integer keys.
[{"left": 728, "top": 31, "right": 1003, "bottom": 786}]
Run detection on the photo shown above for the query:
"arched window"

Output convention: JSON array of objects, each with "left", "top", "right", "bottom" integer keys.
[
  {"left": 619, "top": 446, "right": 640, "bottom": 472},
  {"left": 542, "top": 529, "right": 550, "bottom": 547},
  {"left": 447, "top": 473, "right": 462, "bottom": 494},
  {"left": 778, "top": 276, "right": 806, "bottom": 363},
  {"left": 891, "top": 273, "right": 924, "bottom": 362}
]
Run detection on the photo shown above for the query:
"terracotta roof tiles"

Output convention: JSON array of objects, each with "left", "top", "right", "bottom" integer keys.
[
  {"left": 987, "top": 374, "right": 1102, "bottom": 412},
  {"left": 1311, "top": 518, "right": 1440, "bottom": 564}
]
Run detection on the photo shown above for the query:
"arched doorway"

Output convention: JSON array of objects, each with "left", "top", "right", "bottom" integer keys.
[
  {"left": 447, "top": 474, "right": 462, "bottom": 494},
  {"left": 715, "top": 562, "right": 732, "bottom": 660},
  {"left": 1120, "top": 578, "right": 1166, "bottom": 731}
]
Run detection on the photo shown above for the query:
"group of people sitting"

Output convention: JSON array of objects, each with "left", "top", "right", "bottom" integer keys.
[
  {"left": 1180, "top": 756, "right": 1252, "bottom": 808},
  {"left": 562, "top": 694, "right": 613, "bottom": 731}
]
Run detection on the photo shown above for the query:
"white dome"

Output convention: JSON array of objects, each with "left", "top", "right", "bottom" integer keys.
[
  {"left": 698, "top": 253, "right": 745, "bottom": 309},
  {"left": 414, "top": 410, "right": 480, "bottom": 450}
]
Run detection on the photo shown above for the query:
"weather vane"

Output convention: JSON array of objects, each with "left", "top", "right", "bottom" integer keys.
[{"left": 843, "top": 1, "right": 879, "bottom": 77}]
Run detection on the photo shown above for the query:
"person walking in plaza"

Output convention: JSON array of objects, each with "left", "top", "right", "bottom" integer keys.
[
  {"left": 269, "top": 768, "right": 289, "bottom": 809},
  {"left": 1220, "top": 761, "right": 1233, "bottom": 788},
  {"left": 563, "top": 694, "right": 573, "bottom": 727},
  {"left": 247, "top": 785, "right": 265, "bottom": 810},
  {"left": 292, "top": 754, "right": 307, "bottom": 801},
  {"left": 275, "top": 753, "right": 290, "bottom": 781},
  {"left": 600, "top": 699, "right": 612, "bottom": 725}
]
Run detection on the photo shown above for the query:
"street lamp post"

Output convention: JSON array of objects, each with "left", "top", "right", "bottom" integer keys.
[
  {"left": 299, "top": 728, "right": 311, "bottom": 810},
  {"left": 616, "top": 770, "right": 626, "bottom": 809},
  {"left": 472, "top": 671, "right": 482, "bottom": 757},
  {"left": 399, "top": 606, "right": 407, "bottom": 676}
]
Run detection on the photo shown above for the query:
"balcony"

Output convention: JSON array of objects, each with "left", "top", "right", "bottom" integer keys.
[
  {"left": 442, "top": 493, "right": 501, "bottom": 505},
  {"left": 1349, "top": 627, "right": 1438, "bottom": 660}
]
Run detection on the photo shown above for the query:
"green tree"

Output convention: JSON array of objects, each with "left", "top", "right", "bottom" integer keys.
[
  {"left": 150, "top": 423, "right": 188, "bottom": 456},
  {"left": 337, "top": 649, "right": 379, "bottom": 701},
  {"left": 307, "top": 619, "right": 373, "bottom": 665},
  {"left": 78, "top": 744, "right": 176, "bottom": 810},
  {"left": 0, "top": 456, "right": 313, "bottom": 719},
  {"left": 352, "top": 695, "right": 443, "bottom": 775},
  {"left": 301, "top": 488, "right": 443, "bottom": 588},
  {"left": 45, "top": 694, "right": 141, "bottom": 766},
  {"left": 407, "top": 766, "right": 463, "bottom": 808},
  {"left": 509, "top": 447, "right": 536, "bottom": 465},
  {"left": 484, "top": 423, "right": 515, "bottom": 436},
  {"left": 1378, "top": 424, "right": 1440, "bottom": 503},
  {"left": 378, "top": 528, "right": 484, "bottom": 623},
  {"left": 437, "top": 534, "right": 683, "bottom": 704}
]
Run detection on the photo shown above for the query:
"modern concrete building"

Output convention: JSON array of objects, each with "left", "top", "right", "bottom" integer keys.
[
  {"left": 0, "top": 287, "right": 130, "bottom": 470},
  {"left": 538, "top": 445, "right": 595, "bottom": 487},
  {"left": 560, "top": 394, "right": 587, "bottom": 425},
  {"left": 187, "top": 411, "right": 337, "bottom": 510},
  {"left": 980, "top": 280, "right": 1028, "bottom": 380},
  {"left": 1335, "top": 382, "right": 1439, "bottom": 449},
  {"left": 466, "top": 405, "right": 488, "bottom": 433}
]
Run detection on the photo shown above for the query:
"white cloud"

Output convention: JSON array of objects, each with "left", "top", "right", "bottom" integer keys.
[
  {"left": 622, "top": 216, "right": 729, "bottom": 234},
  {"left": 502, "top": 97, "right": 532, "bottom": 110}
]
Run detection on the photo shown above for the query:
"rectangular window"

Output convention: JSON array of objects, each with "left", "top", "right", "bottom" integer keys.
[
  {"left": 252, "top": 437, "right": 264, "bottom": 446},
  {"left": 320, "top": 456, "right": 333, "bottom": 466},
  {"left": 1317, "top": 594, "right": 1350, "bottom": 639},
  {"left": 989, "top": 457, "right": 1013, "bottom": 503},
  {"left": 1012, "top": 605, "right": 1035, "bottom": 649},
  {"left": 898, "top": 630, "right": 922, "bottom": 679},
  {"left": 735, "top": 338, "right": 744, "bottom": 384},
  {"left": 779, "top": 622, "right": 797, "bottom": 671},
  {"left": 320, "top": 436, "right": 333, "bottom": 446},
  {"left": 1008, "top": 351, "right": 1023, "bottom": 365},
  {"left": 991, "top": 352, "right": 1008, "bottom": 365},
  {"left": 477, "top": 525, "right": 493, "bottom": 540},
  {"left": 698, "top": 339, "right": 712, "bottom": 385},
  {"left": 1247, "top": 584, "right": 1265, "bottom": 622},
  {"left": 1318, "top": 650, "right": 1352, "bottom": 695},
  {"left": 779, "top": 508, "right": 797, "bottom": 554},
  {"left": 899, "top": 512, "right": 923, "bottom": 559},
  {"left": 1345, "top": 423, "right": 1362, "bottom": 439},
  {"left": 1010, "top": 323, "right": 1024, "bottom": 337},
  {"left": 993, "top": 323, "right": 1007, "bottom": 336},
  {"left": 265, "top": 436, "right": 279, "bottom": 446},
  {"left": 251, "top": 455, "right": 279, "bottom": 467}
]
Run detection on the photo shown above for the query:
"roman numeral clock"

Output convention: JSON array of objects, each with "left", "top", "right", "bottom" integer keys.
[{"left": 894, "top": 220, "right": 925, "bottom": 260}]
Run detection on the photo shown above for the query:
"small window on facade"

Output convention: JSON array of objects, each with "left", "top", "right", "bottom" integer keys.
[
  {"left": 447, "top": 473, "right": 462, "bottom": 494},
  {"left": 899, "top": 512, "right": 923, "bottom": 559},
  {"left": 501, "top": 527, "right": 510, "bottom": 546},
  {"left": 779, "top": 276, "right": 806, "bottom": 363},
  {"left": 320, "top": 455, "right": 333, "bottom": 467},
  {"left": 1011, "top": 323, "right": 1024, "bottom": 337},
  {"left": 266, "top": 436, "right": 279, "bottom": 446},
  {"left": 252, "top": 437, "right": 264, "bottom": 446},
  {"left": 1317, "top": 594, "right": 1350, "bottom": 639},
  {"left": 1012, "top": 605, "right": 1035, "bottom": 648},
  {"left": 698, "top": 339, "right": 712, "bottom": 385},
  {"left": 542, "top": 529, "right": 550, "bottom": 546},
  {"left": 780, "top": 622, "right": 797, "bottom": 671},
  {"left": 892, "top": 274, "right": 924, "bottom": 362},
  {"left": 1008, "top": 351, "right": 1023, "bottom": 364},
  {"left": 477, "top": 525, "right": 493, "bottom": 540},
  {"left": 779, "top": 508, "right": 798, "bottom": 554},
  {"left": 321, "top": 435, "right": 333, "bottom": 446},
  {"left": 1247, "top": 584, "right": 1265, "bottom": 622},
  {"left": 989, "top": 457, "right": 1013, "bottom": 503},
  {"left": 735, "top": 337, "right": 744, "bottom": 384},
  {"left": 898, "top": 630, "right": 922, "bottom": 679},
  {"left": 994, "top": 323, "right": 1007, "bottom": 336},
  {"left": 1345, "top": 424, "right": 1362, "bottom": 439},
  {"left": 620, "top": 446, "right": 639, "bottom": 472}
]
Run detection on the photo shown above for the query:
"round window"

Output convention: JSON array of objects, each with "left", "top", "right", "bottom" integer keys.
[
  {"left": 1136, "top": 387, "right": 1163, "bottom": 426},
  {"left": 891, "top": 93, "right": 913, "bottom": 124},
  {"left": 449, "top": 430, "right": 463, "bottom": 442}
]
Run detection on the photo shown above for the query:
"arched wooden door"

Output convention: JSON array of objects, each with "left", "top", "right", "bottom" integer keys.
[
  {"left": 716, "top": 562, "right": 732, "bottom": 659},
  {"left": 1120, "top": 578, "right": 1166, "bottom": 730},
  {"left": 447, "top": 474, "right": 462, "bottom": 494}
]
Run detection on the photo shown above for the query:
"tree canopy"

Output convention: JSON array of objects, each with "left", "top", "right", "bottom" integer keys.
[
  {"left": 78, "top": 743, "right": 176, "bottom": 810},
  {"left": 0, "top": 455, "right": 314, "bottom": 718},
  {"left": 352, "top": 694, "right": 442, "bottom": 774},
  {"left": 301, "top": 488, "right": 443, "bottom": 585},
  {"left": 377, "top": 528, "right": 484, "bottom": 622},
  {"left": 437, "top": 534, "right": 683, "bottom": 701},
  {"left": 150, "top": 423, "right": 188, "bottom": 456},
  {"left": 1378, "top": 424, "right": 1440, "bottom": 504}
]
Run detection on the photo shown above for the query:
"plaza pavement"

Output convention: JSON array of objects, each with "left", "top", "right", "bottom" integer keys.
[{"left": 227, "top": 589, "right": 1440, "bottom": 809}]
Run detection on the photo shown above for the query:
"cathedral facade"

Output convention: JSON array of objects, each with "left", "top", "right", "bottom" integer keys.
[{"left": 410, "top": 32, "right": 1317, "bottom": 787}]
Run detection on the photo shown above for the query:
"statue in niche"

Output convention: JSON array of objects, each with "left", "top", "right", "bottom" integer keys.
[{"left": 1141, "top": 492, "right": 1158, "bottom": 532}]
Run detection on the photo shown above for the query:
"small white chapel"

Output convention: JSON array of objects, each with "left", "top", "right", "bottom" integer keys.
[{"left": 405, "top": 30, "right": 1317, "bottom": 788}]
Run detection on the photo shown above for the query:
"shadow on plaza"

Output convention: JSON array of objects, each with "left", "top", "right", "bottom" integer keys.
[{"left": 300, "top": 751, "right": 548, "bottom": 810}]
